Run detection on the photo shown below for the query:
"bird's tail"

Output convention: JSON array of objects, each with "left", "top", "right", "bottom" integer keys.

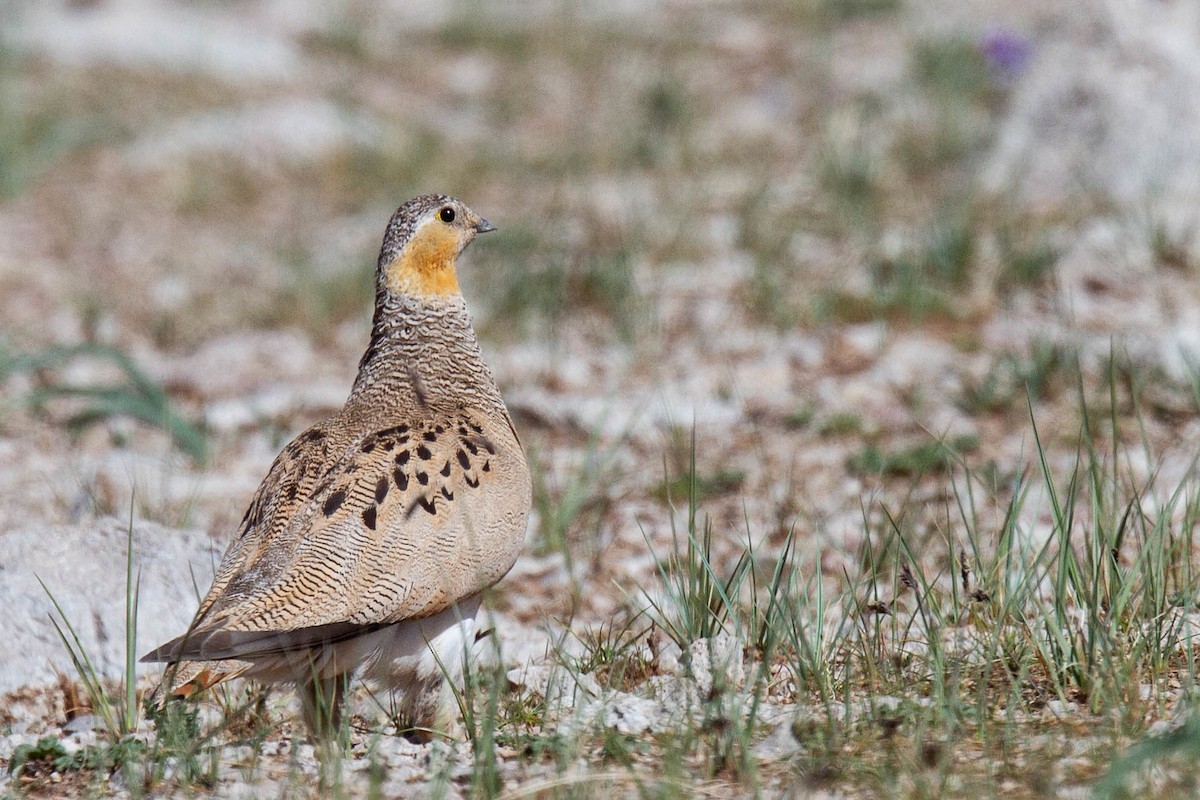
[{"left": 145, "top": 659, "right": 252, "bottom": 705}]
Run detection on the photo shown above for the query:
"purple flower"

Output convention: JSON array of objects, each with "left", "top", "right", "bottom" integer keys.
[{"left": 981, "top": 28, "right": 1033, "bottom": 84}]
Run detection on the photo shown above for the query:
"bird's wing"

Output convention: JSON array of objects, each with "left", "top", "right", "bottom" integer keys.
[
  {"left": 188, "top": 424, "right": 339, "bottom": 625},
  {"left": 146, "top": 411, "right": 529, "bottom": 664}
]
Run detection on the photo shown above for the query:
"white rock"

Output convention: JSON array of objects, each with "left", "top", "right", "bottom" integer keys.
[
  {"left": 1042, "top": 700, "right": 1077, "bottom": 719},
  {"left": 0, "top": 518, "right": 220, "bottom": 694},
  {"left": 62, "top": 714, "right": 104, "bottom": 734},
  {"left": 600, "top": 692, "right": 667, "bottom": 736},
  {"left": 682, "top": 632, "right": 745, "bottom": 696},
  {"left": 506, "top": 663, "right": 601, "bottom": 711},
  {"left": 983, "top": 2, "right": 1200, "bottom": 262},
  {"left": 650, "top": 631, "right": 682, "bottom": 674},
  {"left": 754, "top": 716, "right": 803, "bottom": 760},
  {"left": 646, "top": 674, "right": 699, "bottom": 711}
]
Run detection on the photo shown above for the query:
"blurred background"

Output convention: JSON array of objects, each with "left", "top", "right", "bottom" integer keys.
[{"left": 3, "top": 0, "right": 1200, "bottom": 712}]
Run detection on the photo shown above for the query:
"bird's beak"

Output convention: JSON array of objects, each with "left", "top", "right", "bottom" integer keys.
[{"left": 475, "top": 218, "right": 497, "bottom": 234}]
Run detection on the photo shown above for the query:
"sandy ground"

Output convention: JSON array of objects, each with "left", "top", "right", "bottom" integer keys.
[{"left": 3, "top": 0, "right": 1200, "bottom": 796}]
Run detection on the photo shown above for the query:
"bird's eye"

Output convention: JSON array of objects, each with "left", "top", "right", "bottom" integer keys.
[{"left": 439, "top": 207, "right": 456, "bottom": 223}]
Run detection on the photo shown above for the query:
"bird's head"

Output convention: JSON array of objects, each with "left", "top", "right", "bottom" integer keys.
[{"left": 376, "top": 194, "right": 496, "bottom": 300}]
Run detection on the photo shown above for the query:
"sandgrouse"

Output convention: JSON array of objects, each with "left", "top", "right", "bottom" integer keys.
[{"left": 142, "top": 194, "right": 531, "bottom": 737}]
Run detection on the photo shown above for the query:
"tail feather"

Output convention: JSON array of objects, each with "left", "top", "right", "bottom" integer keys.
[{"left": 147, "top": 659, "right": 253, "bottom": 703}]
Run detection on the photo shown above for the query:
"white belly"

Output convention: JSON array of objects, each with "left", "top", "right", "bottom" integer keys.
[{"left": 237, "top": 597, "right": 482, "bottom": 732}]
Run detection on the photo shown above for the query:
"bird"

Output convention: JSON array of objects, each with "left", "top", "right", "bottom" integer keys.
[{"left": 142, "top": 194, "right": 532, "bottom": 739}]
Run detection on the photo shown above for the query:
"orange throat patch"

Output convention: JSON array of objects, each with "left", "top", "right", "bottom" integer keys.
[{"left": 385, "top": 223, "right": 462, "bottom": 298}]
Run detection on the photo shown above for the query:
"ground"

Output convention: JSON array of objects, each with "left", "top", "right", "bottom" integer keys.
[{"left": 3, "top": 1, "right": 1200, "bottom": 797}]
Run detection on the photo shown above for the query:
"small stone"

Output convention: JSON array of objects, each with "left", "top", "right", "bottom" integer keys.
[
  {"left": 602, "top": 693, "right": 667, "bottom": 735},
  {"left": 754, "top": 717, "right": 805, "bottom": 760},
  {"left": 681, "top": 632, "right": 744, "bottom": 696},
  {"left": 507, "top": 662, "right": 601, "bottom": 710},
  {"left": 62, "top": 714, "right": 103, "bottom": 734},
  {"left": 1042, "top": 700, "right": 1077, "bottom": 719}
]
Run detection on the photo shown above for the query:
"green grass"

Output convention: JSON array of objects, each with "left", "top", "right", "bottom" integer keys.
[
  {"left": 824, "top": 0, "right": 902, "bottom": 19},
  {"left": 813, "top": 210, "right": 987, "bottom": 325},
  {"left": 994, "top": 219, "right": 1059, "bottom": 290},
  {"left": 847, "top": 433, "right": 979, "bottom": 476},
  {"left": 912, "top": 38, "right": 995, "bottom": 104},
  {"left": 619, "top": 360, "right": 1200, "bottom": 795},
  {"left": 38, "top": 516, "right": 140, "bottom": 741},
  {"left": 652, "top": 466, "right": 745, "bottom": 504},
  {"left": 0, "top": 40, "right": 118, "bottom": 199},
  {"left": 818, "top": 103, "right": 884, "bottom": 236},
  {"left": 29, "top": 517, "right": 225, "bottom": 795},
  {"left": 9, "top": 2, "right": 1200, "bottom": 795},
  {"left": 23, "top": 353, "right": 1200, "bottom": 797},
  {"left": 860, "top": 216, "right": 973, "bottom": 321},
  {"left": 473, "top": 225, "right": 642, "bottom": 341},
  {"left": 958, "top": 341, "right": 1078, "bottom": 414},
  {"left": 0, "top": 341, "right": 208, "bottom": 462},
  {"left": 737, "top": 190, "right": 807, "bottom": 328},
  {"left": 528, "top": 427, "right": 624, "bottom": 567},
  {"left": 818, "top": 411, "right": 865, "bottom": 437}
]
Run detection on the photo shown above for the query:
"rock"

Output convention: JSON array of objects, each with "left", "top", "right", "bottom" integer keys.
[
  {"left": 599, "top": 692, "right": 668, "bottom": 736},
  {"left": 754, "top": 716, "right": 804, "bottom": 760},
  {"left": 1042, "top": 700, "right": 1078, "bottom": 720},
  {"left": 682, "top": 632, "right": 744, "bottom": 696},
  {"left": 983, "top": 2, "right": 1200, "bottom": 262},
  {"left": 0, "top": 518, "right": 221, "bottom": 694},
  {"left": 649, "top": 629, "right": 682, "bottom": 674},
  {"left": 552, "top": 687, "right": 675, "bottom": 737},
  {"left": 646, "top": 673, "right": 700, "bottom": 711},
  {"left": 507, "top": 663, "right": 601, "bottom": 710},
  {"left": 61, "top": 714, "right": 104, "bottom": 734}
]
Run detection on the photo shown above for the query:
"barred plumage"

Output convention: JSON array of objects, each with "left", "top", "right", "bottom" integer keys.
[{"left": 142, "top": 195, "right": 530, "bottom": 738}]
